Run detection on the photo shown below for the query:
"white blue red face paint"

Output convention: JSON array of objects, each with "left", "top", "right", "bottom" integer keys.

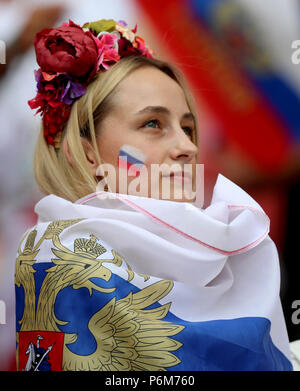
[{"left": 118, "top": 145, "right": 147, "bottom": 177}]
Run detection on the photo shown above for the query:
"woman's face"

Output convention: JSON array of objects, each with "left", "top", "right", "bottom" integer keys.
[{"left": 95, "top": 66, "right": 199, "bottom": 202}]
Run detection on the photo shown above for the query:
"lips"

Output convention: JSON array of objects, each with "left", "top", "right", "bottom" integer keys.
[
  {"left": 163, "top": 171, "right": 192, "bottom": 184},
  {"left": 170, "top": 171, "right": 192, "bottom": 180}
]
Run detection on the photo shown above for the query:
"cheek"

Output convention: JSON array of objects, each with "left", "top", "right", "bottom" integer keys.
[{"left": 98, "top": 135, "right": 124, "bottom": 167}]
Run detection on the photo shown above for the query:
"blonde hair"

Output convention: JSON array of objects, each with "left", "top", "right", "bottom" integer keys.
[{"left": 33, "top": 56, "right": 199, "bottom": 202}]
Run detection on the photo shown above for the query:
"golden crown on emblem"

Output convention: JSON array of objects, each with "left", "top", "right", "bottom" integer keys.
[{"left": 74, "top": 235, "right": 107, "bottom": 258}]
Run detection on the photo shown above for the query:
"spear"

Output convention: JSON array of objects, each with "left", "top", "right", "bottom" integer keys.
[{"left": 34, "top": 344, "right": 54, "bottom": 371}]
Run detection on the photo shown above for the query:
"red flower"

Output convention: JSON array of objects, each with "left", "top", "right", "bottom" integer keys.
[
  {"left": 118, "top": 38, "right": 139, "bottom": 57},
  {"left": 28, "top": 74, "right": 72, "bottom": 145},
  {"left": 43, "top": 102, "right": 71, "bottom": 145},
  {"left": 118, "top": 36, "right": 153, "bottom": 59},
  {"left": 34, "top": 20, "right": 99, "bottom": 82},
  {"left": 134, "top": 36, "right": 153, "bottom": 58}
]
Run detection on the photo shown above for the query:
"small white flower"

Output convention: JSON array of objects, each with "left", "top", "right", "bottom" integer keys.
[{"left": 115, "top": 23, "right": 135, "bottom": 42}]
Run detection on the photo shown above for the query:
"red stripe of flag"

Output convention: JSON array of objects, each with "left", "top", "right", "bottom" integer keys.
[{"left": 118, "top": 157, "right": 141, "bottom": 177}]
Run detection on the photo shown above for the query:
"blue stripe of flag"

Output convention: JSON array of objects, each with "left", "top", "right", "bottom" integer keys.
[{"left": 119, "top": 149, "right": 145, "bottom": 166}]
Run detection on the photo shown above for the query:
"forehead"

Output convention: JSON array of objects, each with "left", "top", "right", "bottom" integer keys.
[{"left": 112, "top": 66, "right": 190, "bottom": 114}]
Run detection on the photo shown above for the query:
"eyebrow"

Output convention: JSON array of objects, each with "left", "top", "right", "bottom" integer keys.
[{"left": 135, "top": 105, "right": 196, "bottom": 123}]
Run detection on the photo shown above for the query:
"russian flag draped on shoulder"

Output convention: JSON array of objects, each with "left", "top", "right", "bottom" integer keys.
[{"left": 15, "top": 174, "right": 292, "bottom": 371}]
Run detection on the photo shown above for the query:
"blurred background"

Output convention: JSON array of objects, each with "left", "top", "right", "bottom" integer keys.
[{"left": 0, "top": 0, "right": 300, "bottom": 370}]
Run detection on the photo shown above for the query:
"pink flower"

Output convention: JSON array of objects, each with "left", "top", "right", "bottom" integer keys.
[{"left": 93, "top": 32, "right": 120, "bottom": 70}]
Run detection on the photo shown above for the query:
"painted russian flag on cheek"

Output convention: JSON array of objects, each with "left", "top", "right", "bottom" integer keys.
[{"left": 118, "top": 145, "right": 147, "bottom": 177}]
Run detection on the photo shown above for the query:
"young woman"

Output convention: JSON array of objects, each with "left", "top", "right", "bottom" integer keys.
[{"left": 15, "top": 18, "right": 293, "bottom": 371}]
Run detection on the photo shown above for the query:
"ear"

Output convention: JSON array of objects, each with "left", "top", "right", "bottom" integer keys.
[
  {"left": 63, "top": 136, "right": 73, "bottom": 166},
  {"left": 63, "top": 137, "right": 98, "bottom": 177},
  {"left": 80, "top": 137, "right": 99, "bottom": 177}
]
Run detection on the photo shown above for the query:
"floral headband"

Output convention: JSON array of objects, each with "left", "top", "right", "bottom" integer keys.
[{"left": 28, "top": 19, "right": 153, "bottom": 147}]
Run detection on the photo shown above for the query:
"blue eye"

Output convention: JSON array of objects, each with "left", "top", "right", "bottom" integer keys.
[{"left": 143, "top": 119, "right": 160, "bottom": 128}]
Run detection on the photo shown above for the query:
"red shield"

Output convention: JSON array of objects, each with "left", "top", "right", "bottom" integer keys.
[{"left": 18, "top": 331, "right": 64, "bottom": 371}]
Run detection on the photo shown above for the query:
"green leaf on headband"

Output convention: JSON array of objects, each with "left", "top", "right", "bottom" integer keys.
[{"left": 83, "top": 19, "right": 116, "bottom": 34}]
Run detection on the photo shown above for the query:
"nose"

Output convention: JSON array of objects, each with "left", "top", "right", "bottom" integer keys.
[{"left": 169, "top": 127, "right": 199, "bottom": 162}]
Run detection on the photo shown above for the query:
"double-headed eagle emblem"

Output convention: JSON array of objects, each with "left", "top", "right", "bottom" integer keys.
[{"left": 15, "top": 219, "right": 185, "bottom": 371}]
